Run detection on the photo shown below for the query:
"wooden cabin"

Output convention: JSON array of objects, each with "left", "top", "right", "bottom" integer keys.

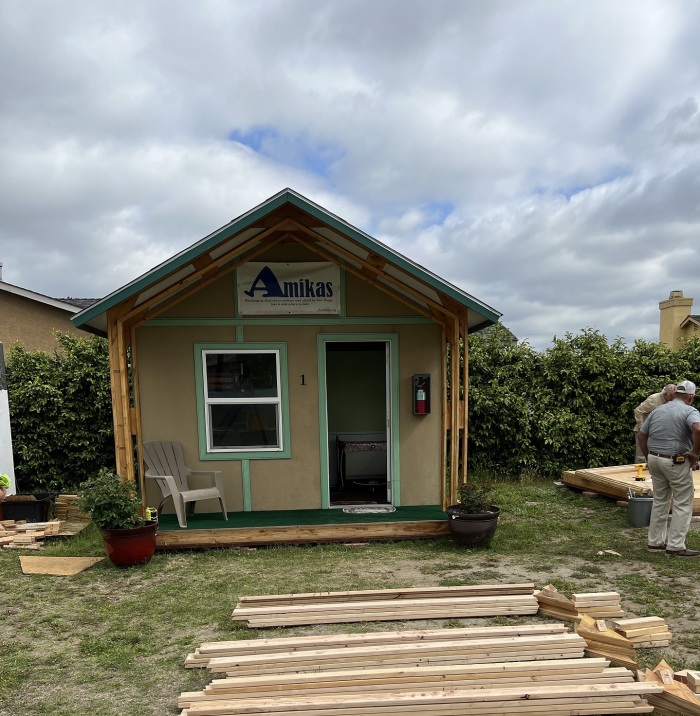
[{"left": 72, "top": 189, "right": 501, "bottom": 547}]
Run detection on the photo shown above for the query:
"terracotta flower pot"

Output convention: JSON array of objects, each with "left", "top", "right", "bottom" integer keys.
[
  {"left": 99, "top": 521, "right": 158, "bottom": 568},
  {"left": 446, "top": 505, "right": 500, "bottom": 547}
]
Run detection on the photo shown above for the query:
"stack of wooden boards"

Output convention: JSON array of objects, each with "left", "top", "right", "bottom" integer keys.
[
  {"left": 613, "top": 616, "right": 673, "bottom": 648},
  {"left": 0, "top": 520, "right": 62, "bottom": 549},
  {"left": 54, "top": 494, "right": 90, "bottom": 522},
  {"left": 231, "top": 584, "right": 539, "bottom": 627},
  {"left": 576, "top": 614, "right": 637, "bottom": 669},
  {"left": 640, "top": 660, "right": 700, "bottom": 715},
  {"left": 178, "top": 623, "right": 663, "bottom": 715},
  {"left": 535, "top": 584, "right": 624, "bottom": 621}
]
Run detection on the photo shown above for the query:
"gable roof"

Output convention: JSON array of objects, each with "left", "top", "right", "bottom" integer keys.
[
  {"left": 0, "top": 280, "right": 84, "bottom": 314},
  {"left": 72, "top": 188, "right": 501, "bottom": 334}
]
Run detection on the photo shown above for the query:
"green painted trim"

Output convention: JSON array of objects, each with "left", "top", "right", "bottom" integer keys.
[
  {"left": 236, "top": 325, "right": 244, "bottom": 341},
  {"left": 317, "top": 333, "right": 400, "bottom": 509},
  {"left": 241, "top": 460, "right": 252, "bottom": 511},
  {"left": 145, "top": 316, "right": 433, "bottom": 327},
  {"left": 317, "top": 343, "right": 330, "bottom": 509},
  {"left": 193, "top": 342, "right": 291, "bottom": 461},
  {"left": 72, "top": 189, "right": 501, "bottom": 330}
]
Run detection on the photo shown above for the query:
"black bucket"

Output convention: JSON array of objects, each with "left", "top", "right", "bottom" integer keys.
[{"left": 628, "top": 495, "right": 653, "bottom": 528}]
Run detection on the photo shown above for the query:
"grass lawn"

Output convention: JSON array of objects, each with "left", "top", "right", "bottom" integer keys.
[{"left": 1, "top": 475, "right": 699, "bottom": 716}]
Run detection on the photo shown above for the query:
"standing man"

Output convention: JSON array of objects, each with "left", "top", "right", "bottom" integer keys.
[
  {"left": 634, "top": 384, "right": 676, "bottom": 463},
  {"left": 638, "top": 380, "right": 700, "bottom": 557}
]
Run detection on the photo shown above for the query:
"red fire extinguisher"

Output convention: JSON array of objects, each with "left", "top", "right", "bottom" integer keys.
[{"left": 415, "top": 379, "right": 427, "bottom": 414}]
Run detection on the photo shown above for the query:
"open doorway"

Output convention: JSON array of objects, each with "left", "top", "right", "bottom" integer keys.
[{"left": 325, "top": 340, "right": 391, "bottom": 507}]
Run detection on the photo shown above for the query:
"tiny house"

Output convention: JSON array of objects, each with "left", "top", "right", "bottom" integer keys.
[{"left": 73, "top": 190, "right": 501, "bottom": 544}]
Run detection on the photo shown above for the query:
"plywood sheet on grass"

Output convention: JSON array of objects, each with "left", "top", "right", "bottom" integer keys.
[{"left": 19, "top": 556, "right": 104, "bottom": 575}]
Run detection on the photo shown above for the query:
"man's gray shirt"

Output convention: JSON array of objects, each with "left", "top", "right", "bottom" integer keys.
[{"left": 640, "top": 399, "right": 700, "bottom": 454}]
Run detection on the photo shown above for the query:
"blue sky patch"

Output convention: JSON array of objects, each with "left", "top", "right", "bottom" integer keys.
[{"left": 228, "top": 126, "right": 344, "bottom": 179}]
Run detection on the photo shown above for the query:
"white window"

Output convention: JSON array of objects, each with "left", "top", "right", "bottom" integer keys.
[{"left": 202, "top": 350, "right": 283, "bottom": 452}]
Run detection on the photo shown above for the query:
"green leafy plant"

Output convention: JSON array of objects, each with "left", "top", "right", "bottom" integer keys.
[
  {"left": 5, "top": 333, "right": 115, "bottom": 493},
  {"left": 452, "top": 481, "right": 495, "bottom": 514},
  {"left": 77, "top": 468, "right": 146, "bottom": 530},
  {"left": 0, "top": 474, "right": 10, "bottom": 489}
]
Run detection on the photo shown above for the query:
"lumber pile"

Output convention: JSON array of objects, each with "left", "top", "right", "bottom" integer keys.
[
  {"left": 186, "top": 623, "right": 571, "bottom": 669},
  {"left": 640, "top": 659, "right": 700, "bottom": 715},
  {"left": 612, "top": 616, "right": 673, "bottom": 648},
  {"left": 536, "top": 584, "right": 624, "bottom": 621},
  {"left": 178, "top": 625, "right": 663, "bottom": 716},
  {"left": 576, "top": 614, "right": 637, "bottom": 670},
  {"left": 535, "top": 584, "right": 580, "bottom": 621},
  {"left": 207, "top": 633, "right": 587, "bottom": 677},
  {"left": 674, "top": 669, "right": 700, "bottom": 694},
  {"left": 0, "top": 520, "right": 63, "bottom": 549},
  {"left": 231, "top": 584, "right": 539, "bottom": 627},
  {"left": 54, "top": 494, "right": 90, "bottom": 521}
]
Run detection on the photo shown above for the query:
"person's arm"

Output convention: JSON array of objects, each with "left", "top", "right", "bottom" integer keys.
[
  {"left": 637, "top": 430, "right": 649, "bottom": 460},
  {"left": 683, "top": 422, "right": 700, "bottom": 464},
  {"left": 634, "top": 395, "right": 657, "bottom": 427}
]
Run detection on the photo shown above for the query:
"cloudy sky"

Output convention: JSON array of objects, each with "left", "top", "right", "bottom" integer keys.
[{"left": 1, "top": 0, "right": 699, "bottom": 350}]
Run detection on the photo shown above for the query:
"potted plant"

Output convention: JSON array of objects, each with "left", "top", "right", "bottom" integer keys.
[
  {"left": 77, "top": 468, "right": 158, "bottom": 567},
  {"left": 446, "top": 481, "right": 500, "bottom": 547}
]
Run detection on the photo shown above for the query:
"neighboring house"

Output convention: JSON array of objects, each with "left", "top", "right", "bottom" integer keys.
[
  {"left": 659, "top": 290, "right": 699, "bottom": 350},
  {"left": 73, "top": 189, "right": 501, "bottom": 520},
  {"left": 0, "top": 270, "right": 96, "bottom": 353}
]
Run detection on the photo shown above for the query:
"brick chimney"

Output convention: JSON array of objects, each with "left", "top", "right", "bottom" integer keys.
[{"left": 659, "top": 290, "right": 694, "bottom": 349}]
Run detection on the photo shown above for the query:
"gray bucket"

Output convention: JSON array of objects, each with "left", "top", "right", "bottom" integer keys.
[{"left": 628, "top": 496, "right": 653, "bottom": 528}]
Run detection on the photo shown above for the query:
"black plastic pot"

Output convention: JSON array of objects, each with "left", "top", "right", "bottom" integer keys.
[{"left": 446, "top": 505, "right": 500, "bottom": 547}]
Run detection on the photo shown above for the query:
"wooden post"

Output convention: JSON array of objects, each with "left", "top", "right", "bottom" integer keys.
[
  {"left": 107, "top": 310, "right": 134, "bottom": 481},
  {"left": 440, "top": 325, "right": 448, "bottom": 509},
  {"left": 460, "top": 311, "right": 469, "bottom": 486}
]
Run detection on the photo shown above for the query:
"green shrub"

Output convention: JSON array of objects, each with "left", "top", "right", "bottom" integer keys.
[{"left": 5, "top": 333, "right": 114, "bottom": 493}]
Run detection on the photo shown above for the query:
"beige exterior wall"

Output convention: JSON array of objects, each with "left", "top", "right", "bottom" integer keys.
[
  {"left": 136, "top": 260, "right": 443, "bottom": 513},
  {"left": 0, "top": 292, "right": 92, "bottom": 354}
]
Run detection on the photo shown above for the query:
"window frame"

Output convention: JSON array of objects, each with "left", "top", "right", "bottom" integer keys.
[{"left": 194, "top": 342, "right": 291, "bottom": 460}]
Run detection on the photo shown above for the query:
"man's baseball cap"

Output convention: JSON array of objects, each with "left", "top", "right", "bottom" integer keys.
[{"left": 675, "top": 380, "right": 696, "bottom": 395}]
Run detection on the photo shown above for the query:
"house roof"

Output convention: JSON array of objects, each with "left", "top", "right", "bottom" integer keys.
[
  {"left": 72, "top": 188, "right": 501, "bottom": 335},
  {"left": 0, "top": 280, "right": 84, "bottom": 314},
  {"left": 680, "top": 314, "right": 700, "bottom": 329}
]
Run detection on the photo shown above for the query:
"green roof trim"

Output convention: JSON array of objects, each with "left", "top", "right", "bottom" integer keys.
[{"left": 72, "top": 188, "right": 501, "bottom": 329}]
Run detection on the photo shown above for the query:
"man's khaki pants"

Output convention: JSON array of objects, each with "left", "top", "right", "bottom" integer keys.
[{"left": 647, "top": 454, "right": 695, "bottom": 551}]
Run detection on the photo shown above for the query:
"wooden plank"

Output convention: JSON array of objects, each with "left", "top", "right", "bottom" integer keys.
[
  {"left": 238, "top": 584, "right": 534, "bottom": 606},
  {"left": 192, "top": 623, "right": 565, "bottom": 662},
  {"left": 157, "top": 520, "right": 450, "bottom": 549},
  {"left": 233, "top": 594, "right": 537, "bottom": 617}
]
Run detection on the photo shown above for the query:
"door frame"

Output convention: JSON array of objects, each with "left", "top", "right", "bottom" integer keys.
[{"left": 317, "top": 333, "right": 400, "bottom": 509}]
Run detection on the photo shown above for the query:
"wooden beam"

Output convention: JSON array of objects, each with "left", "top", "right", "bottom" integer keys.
[
  {"left": 106, "top": 311, "right": 134, "bottom": 480},
  {"left": 460, "top": 309, "right": 469, "bottom": 485},
  {"left": 156, "top": 520, "right": 449, "bottom": 550},
  {"left": 441, "top": 324, "right": 448, "bottom": 509}
]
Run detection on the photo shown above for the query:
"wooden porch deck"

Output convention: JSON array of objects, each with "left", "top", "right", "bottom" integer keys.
[
  {"left": 562, "top": 464, "right": 700, "bottom": 514},
  {"left": 155, "top": 506, "right": 449, "bottom": 549}
]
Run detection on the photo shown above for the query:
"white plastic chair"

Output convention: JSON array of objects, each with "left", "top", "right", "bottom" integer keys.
[{"left": 142, "top": 440, "right": 228, "bottom": 528}]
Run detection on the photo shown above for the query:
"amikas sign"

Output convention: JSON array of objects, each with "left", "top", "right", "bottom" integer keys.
[{"left": 237, "top": 262, "right": 341, "bottom": 315}]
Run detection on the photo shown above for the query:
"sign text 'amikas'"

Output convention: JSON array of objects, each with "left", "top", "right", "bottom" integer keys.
[{"left": 237, "top": 262, "right": 341, "bottom": 315}]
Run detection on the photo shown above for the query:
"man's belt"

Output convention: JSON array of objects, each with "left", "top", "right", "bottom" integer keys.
[{"left": 648, "top": 451, "right": 675, "bottom": 459}]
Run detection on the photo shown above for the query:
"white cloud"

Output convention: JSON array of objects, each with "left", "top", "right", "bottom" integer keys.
[{"left": 1, "top": 0, "right": 700, "bottom": 348}]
